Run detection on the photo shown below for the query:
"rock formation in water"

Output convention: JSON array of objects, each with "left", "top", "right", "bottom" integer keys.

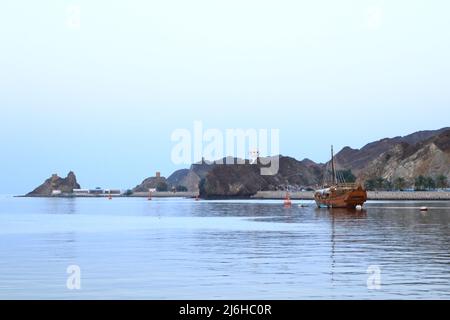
[{"left": 26, "top": 171, "right": 81, "bottom": 196}]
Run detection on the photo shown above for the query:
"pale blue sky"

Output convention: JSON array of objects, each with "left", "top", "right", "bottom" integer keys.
[{"left": 0, "top": 1, "right": 449, "bottom": 193}]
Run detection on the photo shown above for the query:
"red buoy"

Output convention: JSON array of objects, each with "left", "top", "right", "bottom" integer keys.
[{"left": 284, "top": 192, "right": 292, "bottom": 207}]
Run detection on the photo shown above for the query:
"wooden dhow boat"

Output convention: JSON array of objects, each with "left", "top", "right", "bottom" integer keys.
[{"left": 314, "top": 146, "right": 367, "bottom": 209}]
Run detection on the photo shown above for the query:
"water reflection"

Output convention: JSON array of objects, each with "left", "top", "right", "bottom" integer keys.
[
  {"left": 45, "top": 197, "right": 78, "bottom": 215},
  {"left": 0, "top": 196, "right": 449, "bottom": 299},
  {"left": 315, "top": 207, "right": 368, "bottom": 219}
]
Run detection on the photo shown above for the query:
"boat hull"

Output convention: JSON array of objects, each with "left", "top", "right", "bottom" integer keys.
[{"left": 314, "top": 186, "right": 367, "bottom": 209}]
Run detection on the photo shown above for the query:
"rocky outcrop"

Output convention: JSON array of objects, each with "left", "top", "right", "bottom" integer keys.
[
  {"left": 199, "top": 156, "right": 324, "bottom": 198},
  {"left": 26, "top": 172, "right": 81, "bottom": 196},
  {"left": 133, "top": 175, "right": 169, "bottom": 192},
  {"left": 167, "top": 168, "right": 202, "bottom": 192},
  {"left": 166, "top": 158, "right": 244, "bottom": 192},
  {"left": 166, "top": 169, "right": 190, "bottom": 187},
  {"left": 357, "top": 130, "right": 450, "bottom": 185},
  {"left": 335, "top": 127, "right": 449, "bottom": 176}
]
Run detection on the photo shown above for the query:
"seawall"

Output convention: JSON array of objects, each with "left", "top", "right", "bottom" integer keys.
[{"left": 252, "top": 191, "right": 450, "bottom": 201}]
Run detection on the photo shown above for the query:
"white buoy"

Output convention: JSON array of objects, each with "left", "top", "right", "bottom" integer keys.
[{"left": 356, "top": 205, "right": 362, "bottom": 211}]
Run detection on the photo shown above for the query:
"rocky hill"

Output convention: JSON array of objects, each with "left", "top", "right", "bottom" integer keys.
[
  {"left": 26, "top": 172, "right": 81, "bottom": 196},
  {"left": 167, "top": 168, "right": 202, "bottom": 192},
  {"left": 356, "top": 129, "right": 450, "bottom": 185},
  {"left": 133, "top": 174, "right": 169, "bottom": 192},
  {"left": 334, "top": 127, "right": 449, "bottom": 176},
  {"left": 165, "top": 157, "right": 248, "bottom": 192},
  {"left": 166, "top": 169, "right": 190, "bottom": 187},
  {"left": 197, "top": 156, "right": 324, "bottom": 198},
  {"left": 129, "top": 127, "right": 450, "bottom": 197}
]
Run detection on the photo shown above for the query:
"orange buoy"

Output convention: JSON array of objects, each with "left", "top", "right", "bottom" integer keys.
[{"left": 284, "top": 192, "right": 292, "bottom": 207}]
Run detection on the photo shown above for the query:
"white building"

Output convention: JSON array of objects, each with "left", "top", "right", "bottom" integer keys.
[{"left": 73, "top": 189, "right": 89, "bottom": 195}]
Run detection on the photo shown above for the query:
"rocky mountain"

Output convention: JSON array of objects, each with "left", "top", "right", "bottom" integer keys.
[
  {"left": 334, "top": 127, "right": 450, "bottom": 176},
  {"left": 131, "top": 127, "right": 449, "bottom": 197},
  {"left": 135, "top": 161, "right": 218, "bottom": 193},
  {"left": 167, "top": 168, "right": 202, "bottom": 192},
  {"left": 166, "top": 169, "right": 190, "bottom": 187},
  {"left": 356, "top": 129, "right": 450, "bottom": 185},
  {"left": 198, "top": 156, "right": 324, "bottom": 198},
  {"left": 26, "top": 172, "right": 81, "bottom": 196},
  {"left": 166, "top": 157, "right": 248, "bottom": 192},
  {"left": 190, "top": 127, "right": 449, "bottom": 196}
]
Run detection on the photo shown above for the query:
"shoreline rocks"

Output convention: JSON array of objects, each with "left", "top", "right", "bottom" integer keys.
[{"left": 26, "top": 172, "right": 81, "bottom": 197}]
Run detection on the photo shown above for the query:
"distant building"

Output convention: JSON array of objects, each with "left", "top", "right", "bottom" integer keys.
[
  {"left": 89, "top": 188, "right": 104, "bottom": 195},
  {"left": 105, "top": 189, "right": 121, "bottom": 195},
  {"left": 149, "top": 188, "right": 156, "bottom": 193},
  {"left": 51, "top": 190, "right": 62, "bottom": 195},
  {"left": 156, "top": 172, "right": 161, "bottom": 178},
  {"left": 73, "top": 189, "right": 89, "bottom": 195}
]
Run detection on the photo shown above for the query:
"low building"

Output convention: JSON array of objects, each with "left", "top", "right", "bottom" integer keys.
[
  {"left": 105, "top": 189, "right": 121, "bottom": 195},
  {"left": 51, "top": 190, "right": 62, "bottom": 196},
  {"left": 89, "top": 188, "right": 104, "bottom": 195},
  {"left": 73, "top": 189, "right": 89, "bottom": 195}
]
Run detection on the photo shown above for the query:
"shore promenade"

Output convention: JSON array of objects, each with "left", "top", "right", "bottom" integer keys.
[
  {"left": 22, "top": 191, "right": 450, "bottom": 200},
  {"left": 252, "top": 191, "right": 450, "bottom": 201},
  {"left": 129, "top": 191, "right": 450, "bottom": 200}
]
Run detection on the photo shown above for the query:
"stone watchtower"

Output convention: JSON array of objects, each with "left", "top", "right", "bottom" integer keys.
[{"left": 51, "top": 173, "right": 59, "bottom": 189}]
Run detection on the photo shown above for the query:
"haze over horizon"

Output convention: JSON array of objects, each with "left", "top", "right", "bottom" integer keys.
[{"left": 1, "top": 1, "right": 449, "bottom": 193}]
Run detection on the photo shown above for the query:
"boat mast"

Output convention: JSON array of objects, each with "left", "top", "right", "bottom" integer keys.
[{"left": 331, "top": 145, "right": 336, "bottom": 185}]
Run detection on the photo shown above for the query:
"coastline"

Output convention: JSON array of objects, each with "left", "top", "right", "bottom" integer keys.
[
  {"left": 17, "top": 191, "right": 450, "bottom": 200},
  {"left": 252, "top": 191, "right": 450, "bottom": 201},
  {"left": 18, "top": 191, "right": 198, "bottom": 198}
]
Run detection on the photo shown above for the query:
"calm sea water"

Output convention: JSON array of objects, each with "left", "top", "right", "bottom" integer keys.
[{"left": 0, "top": 195, "right": 449, "bottom": 300}]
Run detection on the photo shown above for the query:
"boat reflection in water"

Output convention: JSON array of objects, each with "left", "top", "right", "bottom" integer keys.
[
  {"left": 315, "top": 207, "right": 368, "bottom": 219},
  {"left": 314, "top": 146, "right": 367, "bottom": 209}
]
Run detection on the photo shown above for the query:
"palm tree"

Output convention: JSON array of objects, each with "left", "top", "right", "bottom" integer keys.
[
  {"left": 436, "top": 175, "right": 448, "bottom": 189},
  {"left": 424, "top": 177, "right": 436, "bottom": 190},
  {"left": 365, "top": 179, "right": 376, "bottom": 191},
  {"left": 375, "top": 177, "right": 385, "bottom": 190},
  {"left": 415, "top": 176, "right": 426, "bottom": 191},
  {"left": 393, "top": 177, "right": 406, "bottom": 191}
]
